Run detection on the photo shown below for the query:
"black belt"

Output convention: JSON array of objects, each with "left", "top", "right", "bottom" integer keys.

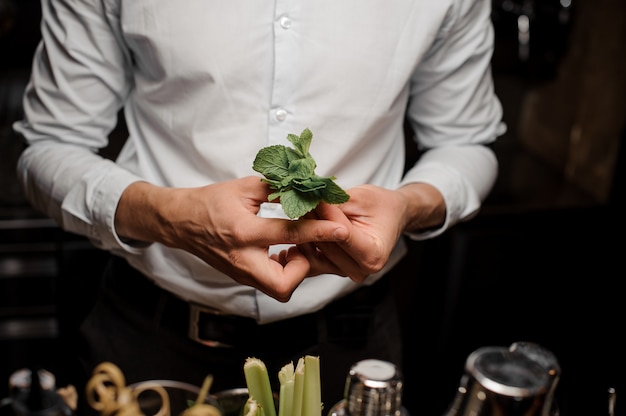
[{"left": 102, "top": 256, "right": 390, "bottom": 350}]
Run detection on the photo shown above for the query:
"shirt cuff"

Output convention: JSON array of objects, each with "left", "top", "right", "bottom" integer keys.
[{"left": 61, "top": 160, "right": 150, "bottom": 254}]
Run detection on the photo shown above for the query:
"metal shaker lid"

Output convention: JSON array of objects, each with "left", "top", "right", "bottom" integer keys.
[
  {"left": 344, "top": 359, "right": 404, "bottom": 416},
  {"left": 466, "top": 346, "right": 553, "bottom": 398}
]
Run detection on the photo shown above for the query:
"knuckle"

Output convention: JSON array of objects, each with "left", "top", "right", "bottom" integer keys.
[
  {"left": 349, "top": 273, "right": 368, "bottom": 283},
  {"left": 360, "top": 253, "right": 385, "bottom": 275},
  {"left": 283, "top": 222, "right": 301, "bottom": 243},
  {"left": 270, "top": 282, "right": 295, "bottom": 303}
]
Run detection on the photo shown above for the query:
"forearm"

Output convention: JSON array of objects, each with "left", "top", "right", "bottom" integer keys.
[{"left": 114, "top": 181, "right": 175, "bottom": 245}]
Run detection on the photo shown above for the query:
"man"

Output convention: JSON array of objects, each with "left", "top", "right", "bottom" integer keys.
[{"left": 14, "top": 0, "right": 504, "bottom": 412}]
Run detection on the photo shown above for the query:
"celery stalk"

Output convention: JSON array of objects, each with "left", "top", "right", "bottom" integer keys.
[
  {"left": 243, "top": 397, "right": 265, "bottom": 416},
  {"left": 292, "top": 357, "right": 305, "bottom": 416},
  {"left": 244, "top": 358, "right": 277, "bottom": 416},
  {"left": 278, "top": 362, "right": 295, "bottom": 416},
  {"left": 302, "top": 355, "right": 322, "bottom": 416}
]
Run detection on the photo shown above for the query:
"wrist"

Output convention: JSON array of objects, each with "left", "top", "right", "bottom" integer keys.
[
  {"left": 397, "top": 182, "right": 446, "bottom": 233},
  {"left": 114, "top": 181, "right": 166, "bottom": 243}
]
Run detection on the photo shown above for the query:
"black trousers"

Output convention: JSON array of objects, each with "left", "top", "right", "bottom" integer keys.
[{"left": 69, "top": 255, "right": 403, "bottom": 415}]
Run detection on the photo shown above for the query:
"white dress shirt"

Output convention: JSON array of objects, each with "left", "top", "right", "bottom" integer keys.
[{"left": 14, "top": 0, "right": 505, "bottom": 323}]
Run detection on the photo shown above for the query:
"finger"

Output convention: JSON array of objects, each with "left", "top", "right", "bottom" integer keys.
[
  {"left": 310, "top": 204, "right": 372, "bottom": 279},
  {"left": 296, "top": 242, "right": 347, "bottom": 277},
  {"left": 313, "top": 202, "right": 351, "bottom": 226},
  {"left": 313, "top": 241, "right": 369, "bottom": 282},
  {"left": 213, "top": 244, "right": 307, "bottom": 302},
  {"left": 266, "top": 247, "right": 316, "bottom": 301},
  {"left": 315, "top": 202, "right": 386, "bottom": 278},
  {"left": 269, "top": 248, "right": 289, "bottom": 266},
  {"left": 248, "top": 216, "right": 349, "bottom": 247},
  {"left": 270, "top": 243, "right": 348, "bottom": 279}
]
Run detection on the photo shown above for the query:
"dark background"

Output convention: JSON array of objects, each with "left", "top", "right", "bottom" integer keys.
[{"left": 1, "top": 0, "right": 624, "bottom": 415}]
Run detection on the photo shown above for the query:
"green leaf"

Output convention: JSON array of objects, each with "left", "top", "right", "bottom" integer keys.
[
  {"left": 267, "top": 191, "right": 282, "bottom": 202},
  {"left": 288, "top": 157, "right": 316, "bottom": 180},
  {"left": 317, "top": 177, "right": 350, "bottom": 204},
  {"left": 287, "top": 128, "right": 313, "bottom": 157},
  {"left": 253, "top": 145, "right": 291, "bottom": 180},
  {"left": 291, "top": 178, "right": 327, "bottom": 193},
  {"left": 286, "top": 147, "right": 303, "bottom": 163},
  {"left": 280, "top": 189, "right": 320, "bottom": 219},
  {"left": 253, "top": 128, "right": 349, "bottom": 219},
  {"left": 261, "top": 177, "right": 287, "bottom": 190}
]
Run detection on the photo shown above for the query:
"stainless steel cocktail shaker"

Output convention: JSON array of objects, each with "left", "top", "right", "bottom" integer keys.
[
  {"left": 328, "top": 359, "right": 409, "bottom": 416},
  {"left": 444, "top": 342, "right": 560, "bottom": 416}
]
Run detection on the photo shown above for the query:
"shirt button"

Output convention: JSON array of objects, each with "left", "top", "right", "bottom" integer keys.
[
  {"left": 279, "top": 16, "right": 292, "bottom": 29},
  {"left": 275, "top": 109, "right": 287, "bottom": 121}
]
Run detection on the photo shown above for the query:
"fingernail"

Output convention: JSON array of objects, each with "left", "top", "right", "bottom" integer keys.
[{"left": 333, "top": 227, "right": 348, "bottom": 240}]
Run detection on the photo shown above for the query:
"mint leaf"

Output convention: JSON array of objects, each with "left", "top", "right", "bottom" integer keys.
[
  {"left": 252, "top": 128, "right": 350, "bottom": 219},
  {"left": 279, "top": 188, "right": 320, "bottom": 220},
  {"left": 287, "top": 128, "right": 313, "bottom": 157},
  {"left": 292, "top": 177, "right": 327, "bottom": 193},
  {"left": 318, "top": 177, "right": 350, "bottom": 204},
  {"left": 288, "top": 157, "right": 316, "bottom": 179},
  {"left": 253, "top": 145, "right": 291, "bottom": 180}
]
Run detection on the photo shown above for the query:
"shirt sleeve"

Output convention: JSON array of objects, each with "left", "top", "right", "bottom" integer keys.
[
  {"left": 12, "top": 0, "right": 145, "bottom": 253},
  {"left": 401, "top": 0, "right": 506, "bottom": 240}
]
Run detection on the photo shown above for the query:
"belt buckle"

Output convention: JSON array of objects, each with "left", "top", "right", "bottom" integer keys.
[{"left": 188, "top": 303, "right": 235, "bottom": 348}]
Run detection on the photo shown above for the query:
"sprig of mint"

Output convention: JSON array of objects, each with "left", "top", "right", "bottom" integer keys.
[{"left": 253, "top": 128, "right": 350, "bottom": 219}]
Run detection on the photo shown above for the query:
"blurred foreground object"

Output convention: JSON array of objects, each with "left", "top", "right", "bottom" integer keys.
[{"left": 2, "top": 368, "right": 72, "bottom": 416}]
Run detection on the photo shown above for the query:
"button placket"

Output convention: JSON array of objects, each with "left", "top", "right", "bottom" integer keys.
[{"left": 269, "top": 1, "right": 295, "bottom": 142}]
